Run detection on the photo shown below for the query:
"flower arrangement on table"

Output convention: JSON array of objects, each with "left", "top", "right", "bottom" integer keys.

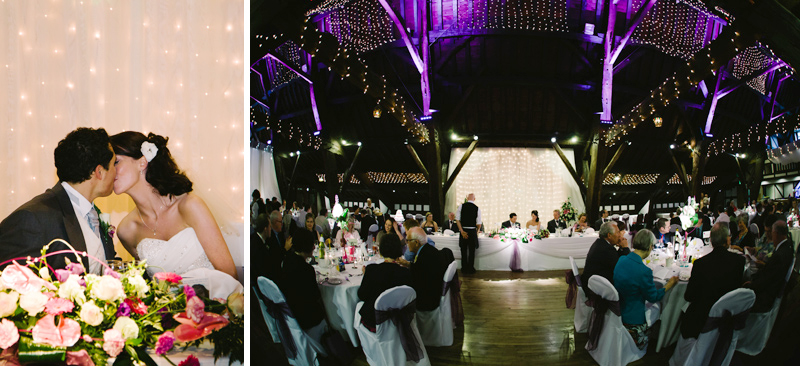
[
  {"left": 492, "top": 228, "right": 536, "bottom": 243},
  {"left": 0, "top": 240, "right": 243, "bottom": 366},
  {"left": 679, "top": 197, "right": 700, "bottom": 231},
  {"left": 560, "top": 198, "right": 578, "bottom": 226},
  {"left": 787, "top": 212, "right": 799, "bottom": 228},
  {"left": 534, "top": 229, "right": 550, "bottom": 240}
]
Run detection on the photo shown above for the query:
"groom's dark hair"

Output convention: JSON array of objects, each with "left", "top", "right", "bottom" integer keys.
[
  {"left": 54, "top": 128, "right": 114, "bottom": 183},
  {"left": 110, "top": 131, "right": 192, "bottom": 197}
]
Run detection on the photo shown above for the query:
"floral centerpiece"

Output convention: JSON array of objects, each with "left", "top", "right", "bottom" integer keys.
[
  {"left": 493, "top": 228, "right": 535, "bottom": 243},
  {"left": 678, "top": 197, "right": 700, "bottom": 231},
  {"left": 535, "top": 229, "right": 550, "bottom": 240},
  {"left": 0, "top": 240, "right": 243, "bottom": 366},
  {"left": 560, "top": 198, "right": 578, "bottom": 226}
]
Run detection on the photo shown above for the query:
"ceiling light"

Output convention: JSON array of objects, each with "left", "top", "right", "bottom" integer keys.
[
  {"left": 570, "top": 136, "right": 578, "bottom": 143},
  {"left": 654, "top": 116, "right": 663, "bottom": 127},
  {"left": 669, "top": 144, "right": 675, "bottom": 149},
  {"left": 473, "top": 135, "right": 478, "bottom": 141},
  {"left": 373, "top": 105, "right": 381, "bottom": 118},
  {"left": 550, "top": 137, "right": 557, "bottom": 143}
]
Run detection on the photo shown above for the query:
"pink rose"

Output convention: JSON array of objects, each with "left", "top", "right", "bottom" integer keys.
[
  {"left": 0, "top": 291, "right": 19, "bottom": 317},
  {"left": 153, "top": 272, "right": 183, "bottom": 284},
  {"left": 102, "top": 329, "right": 125, "bottom": 357},
  {"left": 155, "top": 331, "right": 175, "bottom": 355},
  {"left": 1, "top": 263, "right": 56, "bottom": 294},
  {"left": 45, "top": 297, "right": 74, "bottom": 316},
  {"left": 186, "top": 296, "right": 205, "bottom": 323},
  {"left": 0, "top": 319, "right": 19, "bottom": 349},
  {"left": 32, "top": 314, "right": 81, "bottom": 347}
]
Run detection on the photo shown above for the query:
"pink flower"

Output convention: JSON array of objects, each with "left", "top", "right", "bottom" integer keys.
[
  {"left": 153, "top": 272, "right": 183, "bottom": 284},
  {"left": 82, "top": 335, "right": 93, "bottom": 343},
  {"left": 103, "top": 267, "right": 121, "bottom": 279},
  {"left": 66, "top": 350, "right": 94, "bottom": 366},
  {"left": 44, "top": 297, "right": 74, "bottom": 316},
  {"left": 178, "top": 355, "right": 200, "bottom": 366},
  {"left": 1, "top": 262, "right": 56, "bottom": 294},
  {"left": 129, "top": 298, "right": 148, "bottom": 315},
  {"left": 55, "top": 269, "right": 71, "bottom": 283},
  {"left": 0, "top": 319, "right": 19, "bottom": 349},
  {"left": 32, "top": 314, "right": 81, "bottom": 347},
  {"left": 183, "top": 285, "right": 195, "bottom": 299},
  {"left": 155, "top": 331, "right": 175, "bottom": 355},
  {"left": 186, "top": 296, "right": 205, "bottom": 323},
  {"left": 173, "top": 312, "right": 229, "bottom": 342},
  {"left": 102, "top": 329, "right": 125, "bottom": 357},
  {"left": 65, "top": 263, "right": 84, "bottom": 275}
]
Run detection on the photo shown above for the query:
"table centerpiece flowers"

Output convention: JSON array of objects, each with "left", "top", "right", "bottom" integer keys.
[{"left": 560, "top": 198, "right": 578, "bottom": 226}]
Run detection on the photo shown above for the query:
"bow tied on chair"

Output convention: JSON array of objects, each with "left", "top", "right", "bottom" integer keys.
[
  {"left": 375, "top": 300, "right": 424, "bottom": 362},
  {"left": 564, "top": 270, "right": 579, "bottom": 309},
  {"left": 700, "top": 308, "right": 750, "bottom": 366},
  {"left": 443, "top": 273, "right": 464, "bottom": 327},
  {"left": 585, "top": 294, "right": 621, "bottom": 351},
  {"left": 255, "top": 287, "right": 298, "bottom": 359}
]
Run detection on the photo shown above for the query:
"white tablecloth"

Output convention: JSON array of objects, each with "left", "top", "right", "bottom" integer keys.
[
  {"left": 652, "top": 264, "right": 691, "bottom": 352},
  {"left": 430, "top": 234, "right": 597, "bottom": 271},
  {"left": 315, "top": 264, "right": 366, "bottom": 347}
]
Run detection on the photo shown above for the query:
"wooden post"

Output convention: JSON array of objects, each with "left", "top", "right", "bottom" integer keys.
[
  {"left": 552, "top": 142, "right": 587, "bottom": 202},
  {"left": 426, "top": 127, "right": 445, "bottom": 223},
  {"left": 691, "top": 140, "right": 707, "bottom": 199},
  {"left": 406, "top": 145, "right": 430, "bottom": 181},
  {"left": 340, "top": 146, "right": 363, "bottom": 194},
  {"left": 323, "top": 150, "right": 339, "bottom": 207},
  {"left": 443, "top": 140, "right": 478, "bottom": 194}
]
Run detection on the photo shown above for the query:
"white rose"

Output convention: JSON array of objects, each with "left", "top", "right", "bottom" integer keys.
[
  {"left": 0, "top": 291, "right": 19, "bottom": 317},
  {"left": 113, "top": 316, "right": 139, "bottom": 340},
  {"left": 79, "top": 300, "right": 104, "bottom": 326},
  {"left": 91, "top": 276, "right": 125, "bottom": 302},
  {"left": 58, "top": 275, "right": 86, "bottom": 305},
  {"left": 19, "top": 291, "right": 48, "bottom": 316},
  {"left": 38, "top": 267, "right": 51, "bottom": 281},
  {"left": 83, "top": 274, "right": 100, "bottom": 288},
  {"left": 126, "top": 275, "right": 149, "bottom": 298},
  {"left": 99, "top": 213, "right": 111, "bottom": 225}
]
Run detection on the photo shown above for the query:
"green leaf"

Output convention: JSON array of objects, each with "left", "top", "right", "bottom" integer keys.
[{"left": 112, "top": 350, "right": 133, "bottom": 366}]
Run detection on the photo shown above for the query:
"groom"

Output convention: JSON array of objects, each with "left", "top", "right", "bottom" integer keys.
[{"left": 0, "top": 127, "right": 117, "bottom": 273}]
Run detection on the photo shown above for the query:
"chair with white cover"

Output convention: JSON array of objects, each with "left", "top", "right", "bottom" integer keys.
[
  {"left": 669, "top": 288, "right": 756, "bottom": 366},
  {"left": 354, "top": 286, "right": 430, "bottom": 366},
  {"left": 253, "top": 285, "right": 281, "bottom": 343},
  {"left": 257, "top": 277, "right": 326, "bottom": 366},
  {"left": 735, "top": 258, "right": 796, "bottom": 355},
  {"left": 366, "top": 224, "right": 380, "bottom": 247},
  {"left": 585, "top": 275, "right": 646, "bottom": 366},
  {"left": 417, "top": 261, "right": 458, "bottom": 346},
  {"left": 569, "top": 256, "right": 591, "bottom": 333}
]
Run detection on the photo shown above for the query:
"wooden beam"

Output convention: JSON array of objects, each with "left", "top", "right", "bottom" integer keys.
[
  {"left": 418, "top": 0, "right": 430, "bottom": 115},
  {"left": 610, "top": 0, "right": 658, "bottom": 63},
  {"left": 427, "top": 127, "right": 444, "bottom": 222},
  {"left": 602, "top": 144, "right": 627, "bottom": 179},
  {"left": 643, "top": 172, "right": 673, "bottom": 214},
  {"left": 406, "top": 144, "right": 430, "bottom": 181},
  {"left": 552, "top": 142, "right": 587, "bottom": 201},
  {"left": 340, "top": 146, "right": 363, "bottom": 193},
  {"left": 377, "top": 0, "right": 423, "bottom": 72},
  {"left": 322, "top": 150, "right": 339, "bottom": 206},
  {"left": 354, "top": 171, "right": 395, "bottom": 209},
  {"left": 601, "top": 0, "right": 618, "bottom": 123},
  {"left": 668, "top": 149, "right": 691, "bottom": 195},
  {"left": 716, "top": 61, "right": 786, "bottom": 99},
  {"left": 287, "top": 153, "right": 302, "bottom": 201},
  {"left": 434, "top": 36, "right": 474, "bottom": 73},
  {"left": 443, "top": 140, "right": 478, "bottom": 194}
]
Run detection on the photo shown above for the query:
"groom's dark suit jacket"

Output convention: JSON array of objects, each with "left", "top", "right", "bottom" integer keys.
[{"left": 0, "top": 183, "right": 116, "bottom": 270}]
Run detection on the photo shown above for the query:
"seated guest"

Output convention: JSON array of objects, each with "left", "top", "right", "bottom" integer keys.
[
  {"left": 730, "top": 214, "right": 756, "bottom": 253},
  {"left": 573, "top": 213, "right": 589, "bottom": 233},
  {"left": 405, "top": 227, "right": 446, "bottom": 311},
  {"left": 581, "top": 221, "right": 630, "bottom": 296},
  {"left": 753, "top": 214, "right": 778, "bottom": 268},
  {"left": 594, "top": 209, "right": 609, "bottom": 231},
  {"left": 441, "top": 212, "right": 459, "bottom": 233},
  {"left": 745, "top": 220, "right": 796, "bottom": 312},
  {"left": 304, "top": 213, "right": 321, "bottom": 243},
  {"left": 501, "top": 213, "right": 521, "bottom": 229},
  {"left": 716, "top": 206, "right": 730, "bottom": 226},
  {"left": 264, "top": 211, "right": 290, "bottom": 282},
  {"left": 357, "top": 234, "right": 412, "bottom": 331},
  {"left": 548, "top": 209, "right": 567, "bottom": 233},
  {"left": 335, "top": 218, "right": 359, "bottom": 247},
  {"left": 278, "top": 230, "right": 327, "bottom": 334},
  {"left": 653, "top": 218, "right": 672, "bottom": 246},
  {"left": 680, "top": 222, "right": 745, "bottom": 339},
  {"left": 315, "top": 208, "right": 330, "bottom": 239},
  {"left": 526, "top": 210, "right": 543, "bottom": 231},
  {"left": 252, "top": 214, "right": 273, "bottom": 283},
  {"left": 401, "top": 218, "right": 436, "bottom": 263},
  {"left": 421, "top": 212, "right": 439, "bottom": 235},
  {"left": 614, "top": 229, "right": 679, "bottom": 350},
  {"left": 376, "top": 216, "right": 403, "bottom": 245}
]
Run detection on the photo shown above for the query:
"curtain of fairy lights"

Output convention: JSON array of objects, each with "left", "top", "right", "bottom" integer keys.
[
  {"left": 444, "top": 147, "right": 586, "bottom": 232},
  {"left": 0, "top": 1, "right": 244, "bottom": 263}
]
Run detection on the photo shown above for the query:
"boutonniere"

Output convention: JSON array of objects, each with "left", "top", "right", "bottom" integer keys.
[{"left": 94, "top": 206, "right": 116, "bottom": 239}]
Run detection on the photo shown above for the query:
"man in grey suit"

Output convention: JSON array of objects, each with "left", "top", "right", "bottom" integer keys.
[{"left": 0, "top": 128, "right": 118, "bottom": 273}]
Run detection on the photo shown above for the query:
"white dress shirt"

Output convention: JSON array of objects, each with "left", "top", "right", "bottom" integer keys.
[
  {"left": 61, "top": 182, "right": 106, "bottom": 274},
  {"left": 455, "top": 200, "right": 482, "bottom": 229}
]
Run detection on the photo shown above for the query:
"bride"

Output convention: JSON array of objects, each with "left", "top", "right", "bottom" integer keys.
[
  {"left": 526, "top": 210, "right": 542, "bottom": 231},
  {"left": 110, "top": 132, "right": 237, "bottom": 280}
]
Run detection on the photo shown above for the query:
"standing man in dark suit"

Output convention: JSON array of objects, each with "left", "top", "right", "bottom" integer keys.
[
  {"left": 593, "top": 209, "right": 609, "bottom": 231},
  {"left": 547, "top": 209, "right": 567, "bottom": 233},
  {"left": 580, "top": 221, "right": 630, "bottom": 296},
  {"left": 745, "top": 220, "right": 796, "bottom": 312},
  {"left": 680, "top": 222, "right": 745, "bottom": 339},
  {"left": 0, "top": 128, "right": 117, "bottom": 273},
  {"left": 442, "top": 212, "right": 459, "bottom": 233},
  {"left": 501, "top": 213, "right": 521, "bottom": 229},
  {"left": 359, "top": 208, "right": 377, "bottom": 241},
  {"left": 456, "top": 193, "right": 481, "bottom": 274},
  {"left": 406, "top": 227, "right": 446, "bottom": 311}
]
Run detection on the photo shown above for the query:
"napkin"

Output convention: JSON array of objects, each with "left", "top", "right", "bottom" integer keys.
[{"left": 653, "top": 267, "right": 671, "bottom": 281}]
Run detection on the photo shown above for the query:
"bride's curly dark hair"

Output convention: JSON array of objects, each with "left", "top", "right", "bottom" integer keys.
[{"left": 110, "top": 131, "right": 193, "bottom": 197}]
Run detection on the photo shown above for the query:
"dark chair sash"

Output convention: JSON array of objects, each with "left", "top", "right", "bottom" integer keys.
[
  {"left": 700, "top": 308, "right": 750, "bottom": 366},
  {"left": 255, "top": 286, "right": 298, "bottom": 360},
  {"left": 565, "top": 270, "right": 578, "bottom": 309},
  {"left": 443, "top": 273, "right": 465, "bottom": 327},
  {"left": 585, "top": 294, "right": 621, "bottom": 351},
  {"left": 375, "top": 300, "right": 425, "bottom": 362}
]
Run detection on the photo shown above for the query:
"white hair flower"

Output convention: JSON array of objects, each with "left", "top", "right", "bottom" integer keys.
[{"left": 140, "top": 141, "right": 158, "bottom": 162}]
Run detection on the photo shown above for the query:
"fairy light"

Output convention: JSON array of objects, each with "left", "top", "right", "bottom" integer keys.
[{"left": 602, "top": 174, "right": 716, "bottom": 185}]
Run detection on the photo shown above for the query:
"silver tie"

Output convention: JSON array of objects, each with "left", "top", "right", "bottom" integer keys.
[{"left": 87, "top": 209, "right": 101, "bottom": 239}]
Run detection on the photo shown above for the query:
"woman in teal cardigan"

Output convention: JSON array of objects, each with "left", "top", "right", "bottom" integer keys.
[{"left": 613, "top": 229, "right": 679, "bottom": 350}]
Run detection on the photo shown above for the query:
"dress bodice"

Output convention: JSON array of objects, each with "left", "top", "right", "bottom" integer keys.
[{"left": 137, "top": 227, "right": 214, "bottom": 276}]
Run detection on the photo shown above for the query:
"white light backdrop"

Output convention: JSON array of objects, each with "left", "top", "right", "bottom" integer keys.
[
  {"left": 250, "top": 147, "right": 281, "bottom": 203},
  {"left": 445, "top": 147, "right": 586, "bottom": 232},
  {"left": 0, "top": 1, "right": 244, "bottom": 264}
]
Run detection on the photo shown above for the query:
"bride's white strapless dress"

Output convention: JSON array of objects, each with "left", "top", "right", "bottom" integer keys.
[{"left": 137, "top": 227, "right": 214, "bottom": 277}]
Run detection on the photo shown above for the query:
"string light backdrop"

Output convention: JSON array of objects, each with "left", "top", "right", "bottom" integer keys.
[
  {"left": 0, "top": 1, "right": 244, "bottom": 263},
  {"left": 444, "top": 147, "right": 586, "bottom": 232}
]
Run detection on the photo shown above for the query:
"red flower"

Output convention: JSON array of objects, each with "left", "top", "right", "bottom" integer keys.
[
  {"left": 125, "top": 298, "right": 148, "bottom": 315},
  {"left": 178, "top": 355, "right": 200, "bottom": 366}
]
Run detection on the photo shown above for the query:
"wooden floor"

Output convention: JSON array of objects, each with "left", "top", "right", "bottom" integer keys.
[{"left": 253, "top": 270, "right": 800, "bottom": 365}]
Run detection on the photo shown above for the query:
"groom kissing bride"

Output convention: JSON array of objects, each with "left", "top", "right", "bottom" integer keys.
[{"left": 0, "top": 128, "right": 238, "bottom": 291}]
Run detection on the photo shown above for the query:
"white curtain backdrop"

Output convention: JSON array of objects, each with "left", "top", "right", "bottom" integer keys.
[
  {"left": 250, "top": 147, "right": 281, "bottom": 203},
  {"left": 445, "top": 147, "right": 586, "bottom": 232},
  {"left": 0, "top": 1, "right": 244, "bottom": 264}
]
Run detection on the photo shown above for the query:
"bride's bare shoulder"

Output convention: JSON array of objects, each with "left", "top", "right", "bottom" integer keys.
[
  {"left": 175, "top": 193, "right": 212, "bottom": 219},
  {"left": 116, "top": 213, "right": 139, "bottom": 246}
]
